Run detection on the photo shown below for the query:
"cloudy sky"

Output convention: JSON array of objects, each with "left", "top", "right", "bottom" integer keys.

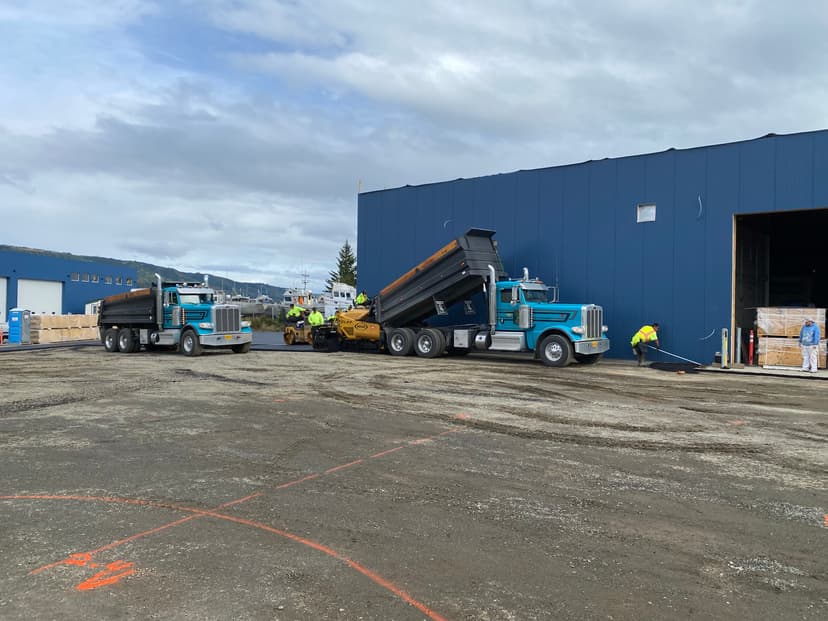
[{"left": 1, "top": 1, "right": 826, "bottom": 291}]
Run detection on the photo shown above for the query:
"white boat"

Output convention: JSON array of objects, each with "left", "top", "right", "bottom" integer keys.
[
  {"left": 317, "top": 282, "right": 357, "bottom": 317},
  {"left": 278, "top": 282, "right": 356, "bottom": 318}
]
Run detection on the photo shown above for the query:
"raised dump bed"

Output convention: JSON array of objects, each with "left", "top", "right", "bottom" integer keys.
[{"left": 374, "top": 228, "right": 507, "bottom": 327}]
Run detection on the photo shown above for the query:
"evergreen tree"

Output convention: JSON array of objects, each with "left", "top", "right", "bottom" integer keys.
[{"left": 326, "top": 240, "right": 357, "bottom": 290}]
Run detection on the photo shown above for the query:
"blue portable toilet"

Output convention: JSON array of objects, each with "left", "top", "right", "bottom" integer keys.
[{"left": 8, "top": 308, "right": 32, "bottom": 344}]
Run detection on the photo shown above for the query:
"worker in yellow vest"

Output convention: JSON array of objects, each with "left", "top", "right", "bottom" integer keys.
[
  {"left": 285, "top": 303, "right": 305, "bottom": 323},
  {"left": 631, "top": 323, "right": 660, "bottom": 366},
  {"left": 307, "top": 307, "right": 325, "bottom": 327},
  {"left": 355, "top": 290, "right": 369, "bottom": 306}
]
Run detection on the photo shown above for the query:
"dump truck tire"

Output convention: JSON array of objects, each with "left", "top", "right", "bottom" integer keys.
[
  {"left": 387, "top": 327, "right": 415, "bottom": 356},
  {"left": 118, "top": 328, "right": 137, "bottom": 353},
  {"left": 103, "top": 328, "right": 119, "bottom": 352},
  {"left": 181, "top": 329, "right": 202, "bottom": 356},
  {"left": 539, "top": 334, "right": 572, "bottom": 367},
  {"left": 415, "top": 328, "right": 445, "bottom": 358}
]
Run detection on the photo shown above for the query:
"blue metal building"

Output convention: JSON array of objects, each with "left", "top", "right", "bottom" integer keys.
[
  {"left": 0, "top": 249, "right": 136, "bottom": 324},
  {"left": 357, "top": 130, "right": 828, "bottom": 363}
]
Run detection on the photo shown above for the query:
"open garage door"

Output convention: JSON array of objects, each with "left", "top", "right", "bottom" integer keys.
[
  {"left": 18, "top": 279, "right": 63, "bottom": 316},
  {"left": 735, "top": 208, "right": 828, "bottom": 359}
]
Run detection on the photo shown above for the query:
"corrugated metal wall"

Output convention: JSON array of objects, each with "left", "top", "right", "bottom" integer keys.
[
  {"left": 0, "top": 251, "right": 136, "bottom": 316},
  {"left": 357, "top": 130, "right": 828, "bottom": 363}
]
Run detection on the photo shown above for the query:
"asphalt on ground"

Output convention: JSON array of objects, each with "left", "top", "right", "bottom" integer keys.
[{"left": 1, "top": 334, "right": 826, "bottom": 620}]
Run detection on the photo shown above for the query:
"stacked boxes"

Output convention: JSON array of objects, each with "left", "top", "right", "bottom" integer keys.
[
  {"left": 756, "top": 307, "right": 826, "bottom": 368},
  {"left": 29, "top": 314, "right": 99, "bottom": 344}
]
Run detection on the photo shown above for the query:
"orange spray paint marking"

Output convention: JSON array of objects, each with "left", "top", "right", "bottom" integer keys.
[
  {"left": 325, "top": 459, "right": 364, "bottom": 474},
  {"left": 370, "top": 446, "right": 404, "bottom": 459},
  {"left": 76, "top": 560, "right": 135, "bottom": 591},
  {"left": 729, "top": 420, "right": 745, "bottom": 426},
  {"left": 824, "top": 514, "right": 828, "bottom": 528},
  {"left": 454, "top": 413, "right": 470, "bottom": 420}
]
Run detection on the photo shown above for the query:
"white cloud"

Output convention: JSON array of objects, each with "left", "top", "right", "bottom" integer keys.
[{"left": 1, "top": 0, "right": 827, "bottom": 291}]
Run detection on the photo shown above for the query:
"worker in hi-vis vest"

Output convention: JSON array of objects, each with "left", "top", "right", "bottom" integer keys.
[
  {"left": 285, "top": 303, "right": 305, "bottom": 323},
  {"left": 631, "top": 323, "right": 660, "bottom": 366},
  {"left": 355, "top": 290, "right": 369, "bottom": 306},
  {"left": 307, "top": 307, "right": 325, "bottom": 327}
]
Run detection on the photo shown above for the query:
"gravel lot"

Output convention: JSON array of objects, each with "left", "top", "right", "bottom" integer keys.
[{"left": 1, "top": 342, "right": 826, "bottom": 620}]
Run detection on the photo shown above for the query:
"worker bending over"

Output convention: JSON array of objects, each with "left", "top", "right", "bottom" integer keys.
[{"left": 631, "top": 323, "right": 660, "bottom": 366}]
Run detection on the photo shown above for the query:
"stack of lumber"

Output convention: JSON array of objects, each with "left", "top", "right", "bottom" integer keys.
[
  {"left": 29, "top": 314, "right": 99, "bottom": 344},
  {"left": 756, "top": 307, "right": 826, "bottom": 368}
]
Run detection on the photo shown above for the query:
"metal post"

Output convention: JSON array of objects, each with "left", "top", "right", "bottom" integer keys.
[
  {"left": 748, "top": 329, "right": 755, "bottom": 366},
  {"left": 721, "top": 328, "right": 729, "bottom": 368},
  {"left": 735, "top": 327, "right": 742, "bottom": 367}
]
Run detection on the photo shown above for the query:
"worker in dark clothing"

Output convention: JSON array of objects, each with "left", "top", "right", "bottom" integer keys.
[{"left": 631, "top": 323, "right": 660, "bottom": 366}]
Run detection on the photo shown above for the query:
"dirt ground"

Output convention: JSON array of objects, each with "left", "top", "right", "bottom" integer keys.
[{"left": 1, "top": 344, "right": 826, "bottom": 620}]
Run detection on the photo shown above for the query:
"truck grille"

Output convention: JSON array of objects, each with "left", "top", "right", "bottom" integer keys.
[
  {"left": 214, "top": 306, "right": 241, "bottom": 333},
  {"left": 583, "top": 305, "right": 603, "bottom": 339}
]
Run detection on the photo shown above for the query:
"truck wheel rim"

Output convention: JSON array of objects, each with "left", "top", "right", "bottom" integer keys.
[
  {"left": 419, "top": 336, "right": 432, "bottom": 353},
  {"left": 546, "top": 342, "right": 562, "bottom": 361}
]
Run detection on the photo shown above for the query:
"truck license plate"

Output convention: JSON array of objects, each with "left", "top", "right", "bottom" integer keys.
[
  {"left": 224, "top": 334, "right": 233, "bottom": 340},
  {"left": 591, "top": 341, "right": 597, "bottom": 348}
]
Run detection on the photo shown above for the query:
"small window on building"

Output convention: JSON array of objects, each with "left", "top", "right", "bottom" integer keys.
[
  {"left": 92, "top": 274, "right": 100, "bottom": 283},
  {"left": 105, "top": 276, "right": 113, "bottom": 284},
  {"left": 126, "top": 277, "right": 133, "bottom": 286},
  {"left": 82, "top": 273, "right": 89, "bottom": 282},
  {"left": 116, "top": 276, "right": 123, "bottom": 285},
  {"left": 70, "top": 272, "right": 80, "bottom": 281},
  {"left": 637, "top": 203, "right": 656, "bottom": 223}
]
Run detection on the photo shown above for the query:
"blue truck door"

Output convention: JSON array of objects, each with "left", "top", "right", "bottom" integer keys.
[{"left": 496, "top": 286, "right": 522, "bottom": 331}]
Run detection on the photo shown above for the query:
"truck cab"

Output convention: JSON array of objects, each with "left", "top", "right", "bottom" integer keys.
[{"left": 492, "top": 273, "right": 609, "bottom": 365}]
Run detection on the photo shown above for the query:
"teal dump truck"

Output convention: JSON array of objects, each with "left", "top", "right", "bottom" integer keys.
[
  {"left": 98, "top": 274, "right": 252, "bottom": 356},
  {"left": 315, "top": 229, "right": 610, "bottom": 366}
]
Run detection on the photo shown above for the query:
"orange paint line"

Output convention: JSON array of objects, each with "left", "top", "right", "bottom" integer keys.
[
  {"left": 14, "top": 493, "right": 449, "bottom": 619},
  {"left": 437, "top": 429, "right": 461, "bottom": 436},
  {"left": 370, "top": 446, "right": 405, "bottom": 459},
  {"left": 273, "top": 473, "right": 321, "bottom": 489},
  {"left": 191, "top": 507, "right": 449, "bottom": 621},
  {"left": 217, "top": 492, "right": 264, "bottom": 508},
  {"left": 824, "top": 514, "right": 828, "bottom": 528},
  {"left": 30, "top": 514, "right": 199, "bottom": 575},
  {"left": 12, "top": 424, "right": 465, "bottom": 611},
  {"left": 324, "top": 459, "right": 364, "bottom": 474}
]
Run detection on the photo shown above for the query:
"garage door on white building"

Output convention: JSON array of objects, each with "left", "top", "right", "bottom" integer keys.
[
  {"left": 0, "top": 277, "right": 7, "bottom": 323},
  {"left": 18, "top": 279, "right": 63, "bottom": 316}
]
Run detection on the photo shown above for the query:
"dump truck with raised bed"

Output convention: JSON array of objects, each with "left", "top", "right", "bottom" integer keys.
[
  {"left": 98, "top": 274, "right": 252, "bottom": 356},
  {"left": 312, "top": 229, "right": 610, "bottom": 366}
]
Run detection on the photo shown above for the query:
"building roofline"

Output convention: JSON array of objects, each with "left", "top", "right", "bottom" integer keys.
[{"left": 358, "top": 128, "right": 828, "bottom": 196}]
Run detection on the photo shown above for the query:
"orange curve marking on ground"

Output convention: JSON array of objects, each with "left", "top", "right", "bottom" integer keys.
[
  {"left": 6, "top": 427, "right": 465, "bottom": 617},
  {"left": 8, "top": 494, "right": 449, "bottom": 620}
]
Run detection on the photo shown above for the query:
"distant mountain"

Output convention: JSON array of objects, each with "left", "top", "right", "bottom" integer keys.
[{"left": 0, "top": 244, "right": 285, "bottom": 301}]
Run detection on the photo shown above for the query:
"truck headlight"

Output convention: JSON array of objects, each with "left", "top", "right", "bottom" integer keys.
[
  {"left": 602, "top": 325, "right": 609, "bottom": 333},
  {"left": 571, "top": 326, "right": 584, "bottom": 335},
  {"left": 241, "top": 321, "right": 251, "bottom": 328},
  {"left": 199, "top": 322, "right": 214, "bottom": 329}
]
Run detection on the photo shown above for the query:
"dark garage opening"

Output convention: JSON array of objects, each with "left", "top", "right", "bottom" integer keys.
[{"left": 735, "top": 208, "right": 828, "bottom": 361}]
